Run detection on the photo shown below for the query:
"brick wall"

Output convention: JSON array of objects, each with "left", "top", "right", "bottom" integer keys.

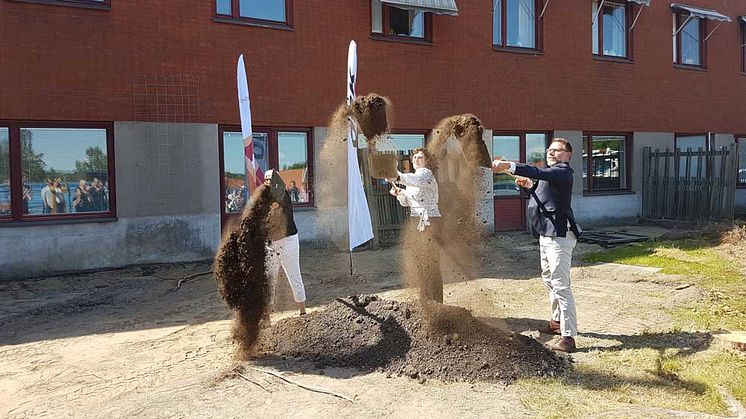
[{"left": 1, "top": 0, "right": 745, "bottom": 133}]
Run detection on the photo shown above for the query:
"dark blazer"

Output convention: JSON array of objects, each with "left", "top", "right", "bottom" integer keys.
[{"left": 514, "top": 162, "right": 580, "bottom": 239}]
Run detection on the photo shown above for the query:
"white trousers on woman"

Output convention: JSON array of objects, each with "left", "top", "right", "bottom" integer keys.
[
  {"left": 539, "top": 232, "right": 577, "bottom": 337},
  {"left": 266, "top": 234, "right": 307, "bottom": 303}
]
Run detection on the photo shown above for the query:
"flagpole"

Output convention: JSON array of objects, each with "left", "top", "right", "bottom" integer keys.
[
  {"left": 347, "top": 44, "right": 356, "bottom": 276},
  {"left": 345, "top": 40, "right": 375, "bottom": 276}
]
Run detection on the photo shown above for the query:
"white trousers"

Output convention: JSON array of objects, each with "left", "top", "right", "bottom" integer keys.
[
  {"left": 539, "top": 232, "right": 577, "bottom": 337},
  {"left": 266, "top": 234, "right": 307, "bottom": 303}
]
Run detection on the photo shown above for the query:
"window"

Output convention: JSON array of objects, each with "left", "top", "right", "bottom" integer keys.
[
  {"left": 363, "top": 133, "right": 424, "bottom": 152},
  {"left": 371, "top": 0, "right": 432, "bottom": 41},
  {"left": 219, "top": 127, "right": 313, "bottom": 215},
  {"left": 737, "top": 137, "right": 746, "bottom": 187},
  {"left": 493, "top": 0, "right": 541, "bottom": 50},
  {"left": 582, "top": 133, "right": 630, "bottom": 192},
  {"left": 492, "top": 133, "right": 548, "bottom": 196},
  {"left": 214, "top": 0, "right": 292, "bottom": 27},
  {"left": 675, "top": 134, "right": 708, "bottom": 177},
  {"left": 592, "top": 1, "right": 631, "bottom": 58},
  {"left": 0, "top": 123, "right": 115, "bottom": 223},
  {"left": 673, "top": 13, "right": 705, "bottom": 67},
  {"left": 8, "top": 0, "right": 110, "bottom": 9}
]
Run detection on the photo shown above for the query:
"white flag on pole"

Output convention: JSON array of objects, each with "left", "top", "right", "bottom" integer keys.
[
  {"left": 238, "top": 54, "right": 264, "bottom": 195},
  {"left": 346, "top": 41, "right": 374, "bottom": 250}
]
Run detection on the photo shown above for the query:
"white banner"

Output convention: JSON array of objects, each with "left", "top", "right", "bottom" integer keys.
[
  {"left": 238, "top": 54, "right": 264, "bottom": 194},
  {"left": 346, "top": 41, "right": 374, "bottom": 250}
]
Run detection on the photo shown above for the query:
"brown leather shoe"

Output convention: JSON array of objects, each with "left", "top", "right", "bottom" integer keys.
[
  {"left": 548, "top": 320, "right": 561, "bottom": 335},
  {"left": 551, "top": 337, "right": 576, "bottom": 353}
]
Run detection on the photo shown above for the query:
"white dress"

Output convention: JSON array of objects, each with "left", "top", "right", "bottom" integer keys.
[{"left": 395, "top": 167, "right": 440, "bottom": 231}]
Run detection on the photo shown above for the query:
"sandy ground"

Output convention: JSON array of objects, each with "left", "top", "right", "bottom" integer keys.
[{"left": 1, "top": 225, "right": 720, "bottom": 419}]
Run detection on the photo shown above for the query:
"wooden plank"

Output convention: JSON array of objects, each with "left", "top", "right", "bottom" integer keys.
[
  {"left": 653, "top": 149, "right": 660, "bottom": 218},
  {"left": 663, "top": 148, "right": 670, "bottom": 218},
  {"left": 673, "top": 147, "right": 681, "bottom": 219},
  {"left": 642, "top": 147, "right": 650, "bottom": 218},
  {"left": 359, "top": 148, "right": 380, "bottom": 250}
]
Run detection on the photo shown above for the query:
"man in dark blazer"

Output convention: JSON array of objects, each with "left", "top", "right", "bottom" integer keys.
[{"left": 492, "top": 138, "right": 581, "bottom": 353}]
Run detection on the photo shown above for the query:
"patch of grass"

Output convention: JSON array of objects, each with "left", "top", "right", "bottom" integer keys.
[
  {"left": 517, "top": 344, "right": 746, "bottom": 418},
  {"left": 583, "top": 240, "right": 741, "bottom": 287},
  {"left": 583, "top": 239, "right": 746, "bottom": 330}
]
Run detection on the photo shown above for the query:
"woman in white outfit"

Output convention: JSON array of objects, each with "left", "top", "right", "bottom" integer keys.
[
  {"left": 388, "top": 148, "right": 444, "bottom": 303},
  {"left": 264, "top": 170, "right": 307, "bottom": 316}
]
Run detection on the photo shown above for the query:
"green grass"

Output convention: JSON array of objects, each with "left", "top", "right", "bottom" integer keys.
[
  {"left": 583, "top": 239, "right": 746, "bottom": 330},
  {"left": 517, "top": 345, "right": 746, "bottom": 418},
  {"left": 513, "top": 237, "right": 746, "bottom": 418},
  {"left": 583, "top": 239, "right": 741, "bottom": 287}
]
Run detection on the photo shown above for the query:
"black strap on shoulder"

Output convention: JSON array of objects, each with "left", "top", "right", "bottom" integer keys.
[{"left": 523, "top": 185, "right": 581, "bottom": 237}]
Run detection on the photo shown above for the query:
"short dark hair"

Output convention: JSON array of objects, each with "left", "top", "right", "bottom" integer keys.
[{"left": 552, "top": 138, "right": 572, "bottom": 153}]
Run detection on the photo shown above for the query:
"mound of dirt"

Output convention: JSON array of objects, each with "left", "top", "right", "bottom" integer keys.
[{"left": 259, "top": 295, "right": 569, "bottom": 383}]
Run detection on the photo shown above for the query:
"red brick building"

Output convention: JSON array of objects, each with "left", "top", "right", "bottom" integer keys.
[{"left": 2, "top": 0, "right": 746, "bottom": 277}]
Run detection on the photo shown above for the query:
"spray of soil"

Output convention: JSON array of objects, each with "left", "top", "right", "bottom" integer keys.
[
  {"left": 316, "top": 95, "right": 392, "bottom": 248},
  {"left": 402, "top": 114, "right": 492, "bottom": 307},
  {"left": 259, "top": 295, "right": 569, "bottom": 383},
  {"left": 214, "top": 186, "right": 275, "bottom": 359},
  {"left": 350, "top": 93, "right": 391, "bottom": 146}
]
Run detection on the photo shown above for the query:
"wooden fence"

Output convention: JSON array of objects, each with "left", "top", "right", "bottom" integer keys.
[
  {"left": 359, "top": 149, "right": 412, "bottom": 246},
  {"left": 641, "top": 144, "right": 737, "bottom": 222}
]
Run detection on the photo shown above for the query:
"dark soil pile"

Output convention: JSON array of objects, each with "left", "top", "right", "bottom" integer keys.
[
  {"left": 260, "top": 295, "right": 569, "bottom": 383},
  {"left": 214, "top": 187, "right": 275, "bottom": 358}
]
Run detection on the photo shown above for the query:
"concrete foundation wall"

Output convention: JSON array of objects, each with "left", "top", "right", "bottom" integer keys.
[
  {"left": 1, "top": 122, "right": 222, "bottom": 279},
  {"left": 0, "top": 214, "right": 220, "bottom": 279}
]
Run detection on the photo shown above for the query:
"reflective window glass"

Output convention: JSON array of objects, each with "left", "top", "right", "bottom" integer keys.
[
  {"left": 493, "top": 0, "right": 503, "bottom": 45},
  {"left": 493, "top": 135, "right": 520, "bottom": 196},
  {"left": 216, "top": 0, "right": 232, "bottom": 15},
  {"left": 239, "top": 0, "right": 286, "bottom": 22},
  {"left": 681, "top": 16, "right": 701, "bottom": 65},
  {"left": 222, "top": 131, "right": 268, "bottom": 214},
  {"left": 526, "top": 133, "right": 547, "bottom": 167},
  {"left": 583, "top": 134, "right": 628, "bottom": 192},
  {"left": 20, "top": 128, "right": 109, "bottom": 215},
  {"left": 506, "top": 0, "right": 535, "bottom": 48},
  {"left": 278, "top": 132, "right": 309, "bottom": 204}
]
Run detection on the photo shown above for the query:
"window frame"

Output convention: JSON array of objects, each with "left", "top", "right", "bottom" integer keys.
[
  {"left": 592, "top": 0, "right": 635, "bottom": 61},
  {"left": 218, "top": 125, "right": 314, "bottom": 216},
  {"left": 0, "top": 120, "right": 116, "bottom": 224},
  {"left": 673, "top": 12, "right": 707, "bottom": 69},
  {"left": 582, "top": 132, "right": 632, "bottom": 194},
  {"left": 674, "top": 132, "right": 710, "bottom": 152},
  {"left": 213, "top": 0, "right": 293, "bottom": 30},
  {"left": 370, "top": 1, "right": 434, "bottom": 44},
  {"left": 492, "top": 0, "right": 544, "bottom": 53},
  {"left": 491, "top": 131, "right": 551, "bottom": 199},
  {"left": 7, "top": 0, "right": 111, "bottom": 10}
]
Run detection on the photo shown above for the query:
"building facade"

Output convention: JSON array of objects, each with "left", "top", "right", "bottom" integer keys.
[{"left": 2, "top": 0, "right": 746, "bottom": 278}]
